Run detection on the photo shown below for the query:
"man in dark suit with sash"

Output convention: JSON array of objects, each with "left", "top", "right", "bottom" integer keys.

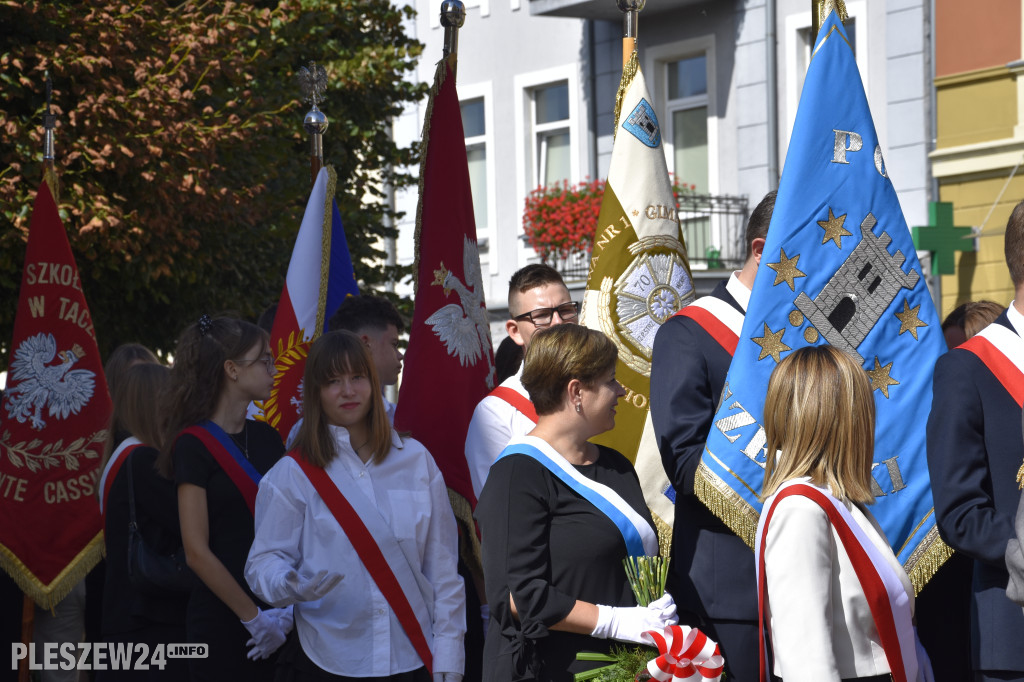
[
  {"left": 928, "top": 199, "right": 1024, "bottom": 682},
  {"left": 649, "top": 191, "right": 775, "bottom": 682}
]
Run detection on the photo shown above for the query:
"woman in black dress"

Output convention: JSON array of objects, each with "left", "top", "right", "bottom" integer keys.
[
  {"left": 157, "top": 315, "right": 289, "bottom": 680},
  {"left": 97, "top": 361, "right": 188, "bottom": 680},
  {"left": 475, "top": 325, "right": 677, "bottom": 682}
]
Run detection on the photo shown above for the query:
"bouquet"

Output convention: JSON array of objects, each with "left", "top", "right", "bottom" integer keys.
[{"left": 574, "top": 556, "right": 724, "bottom": 682}]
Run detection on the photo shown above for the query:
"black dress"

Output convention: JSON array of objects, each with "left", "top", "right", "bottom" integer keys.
[
  {"left": 475, "top": 444, "right": 656, "bottom": 682},
  {"left": 173, "top": 420, "right": 284, "bottom": 681},
  {"left": 98, "top": 444, "right": 189, "bottom": 681}
]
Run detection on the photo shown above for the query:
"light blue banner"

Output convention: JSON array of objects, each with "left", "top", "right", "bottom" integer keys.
[{"left": 698, "top": 12, "right": 947, "bottom": 582}]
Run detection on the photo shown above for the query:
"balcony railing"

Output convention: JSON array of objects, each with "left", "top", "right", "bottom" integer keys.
[{"left": 545, "top": 193, "right": 750, "bottom": 282}]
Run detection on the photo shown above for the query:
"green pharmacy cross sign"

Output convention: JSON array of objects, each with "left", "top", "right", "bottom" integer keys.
[{"left": 911, "top": 201, "right": 975, "bottom": 276}]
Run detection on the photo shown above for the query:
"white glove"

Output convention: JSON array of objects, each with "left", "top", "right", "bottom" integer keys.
[
  {"left": 268, "top": 604, "right": 294, "bottom": 634},
  {"left": 591, "top": 598, "right": 679, "bottom": 644},
  {"left": 433, "top": 674, "right": 464, "bottom": 682},
  {"left": 278, "top": 569, "right": 343, "bottom": 602},
  {"left": 241, "top": 607, "right": 289, "bottom": 660},
  {"left": 647, "top": 592, "right": 678, "bottom": 624}
]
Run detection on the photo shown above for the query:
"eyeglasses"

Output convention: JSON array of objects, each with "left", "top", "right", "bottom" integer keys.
[
  {"left": 513, "top": 301, "right": 580, "bottom": 327},
  {"left": 237, "top": 353, "right": 275, "bottom": 372}
]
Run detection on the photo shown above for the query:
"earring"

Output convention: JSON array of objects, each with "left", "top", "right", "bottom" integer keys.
[
  {"left": 232, "top": 374, "right": 238, "bottom": 381},
  {"left": 575, "top": 402, "right": 582, "bottom": 414}
]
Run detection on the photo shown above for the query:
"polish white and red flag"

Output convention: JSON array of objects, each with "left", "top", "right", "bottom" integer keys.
[{"left": 260, "top": 166, "right": 359, "bottom": 440}]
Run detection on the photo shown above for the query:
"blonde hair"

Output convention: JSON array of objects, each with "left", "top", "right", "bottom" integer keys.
[
  {"left": 761, "top": 345, "right": 875, "bottom": 503},
  {"left": 292, "top": 331, "right": 393, "bottom": 468},
  {"left": 521, "top": 325, "right": 618, "bottom": 416}
]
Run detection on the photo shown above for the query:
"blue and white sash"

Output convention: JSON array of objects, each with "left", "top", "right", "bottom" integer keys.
[{"left": 498, "top": 436, "right": 659, "bottom": 557}]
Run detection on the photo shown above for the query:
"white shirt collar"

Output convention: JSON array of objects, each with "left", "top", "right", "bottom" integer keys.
[
  {"left": 726, "top": 271, "right": 752, "bottom": 313},
  {"left": 1007, "top": 300, "right": 1024, "bottom": 338}
]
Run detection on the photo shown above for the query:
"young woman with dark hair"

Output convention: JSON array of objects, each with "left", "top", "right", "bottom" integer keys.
[{"left": 159, "top": 315, "right": 289, "bottom": 680}]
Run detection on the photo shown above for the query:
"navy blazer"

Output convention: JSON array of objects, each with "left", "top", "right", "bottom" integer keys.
[
  {"left": 650, "top": 280, "right": 757, "bottom": 621},
  {"left": 927, "top": 310, "right": 1024, "bottom": 672}
]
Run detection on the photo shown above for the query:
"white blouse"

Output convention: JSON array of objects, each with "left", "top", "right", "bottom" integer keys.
[{"left": 245, "top": 425, "right": 466, "bottom": 677}]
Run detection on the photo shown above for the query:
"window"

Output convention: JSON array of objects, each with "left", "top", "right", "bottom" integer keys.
[
  {"left": 531, "top": 82, "right": 571, "bottom": 187},
  {"left": 461, "top": 97, "right": 488, "bottom": 233},
  {"left": 666, "top": 55, "right": 709, "bottom": 194}
]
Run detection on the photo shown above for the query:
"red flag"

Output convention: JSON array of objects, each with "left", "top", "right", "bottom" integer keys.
[
  {"left": 0, "top": 181, "right": 110, "bottom": 607},
  {"left": 395, "top": 58, "right": 495, "bottom": 510}
]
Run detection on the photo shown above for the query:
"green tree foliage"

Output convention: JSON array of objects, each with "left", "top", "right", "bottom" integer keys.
[{"left": 0, "top": 0, "right": 424, "bottom": 366}]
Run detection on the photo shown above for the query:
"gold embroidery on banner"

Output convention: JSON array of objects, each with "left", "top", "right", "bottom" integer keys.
[
  {"left": 865, "top": 356, "right": 899, "bottom": 398},
  {"left": 650, "top": 509, "right": 672, "bottom": 558},
  {"left": 1017, "top": 461, "right": 1024, "bottom": 489},
  {"left": 894, "top": 299, "right": 928, "bottom": 340},
  {"left": 0, "top": 429, "right": 106, "bottom": 472},
  {"left": 598, "top": 277, "right": 650, "bottom": 376},
  {"left": 257, "top": 330, "right": 311, "bottom": 429},
  {"left": 448, "top": 488, "right": 482, "bottom": 577},
  {"left": 766, "top": 248, "right": 807, "bottom": 291}
]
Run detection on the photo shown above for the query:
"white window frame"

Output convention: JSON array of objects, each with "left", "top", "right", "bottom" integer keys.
[
  {"left": 458, "top": 82, "right": 497, "bottom": 272},
  {"left": 513, "top": 65, "right": 583, "bottom": 267},
  {"left": 645, "top": 36, "right": 718, "bottom": 196},
  {"left": 784, "top": 1, "right": 868, "bottom": 151}
]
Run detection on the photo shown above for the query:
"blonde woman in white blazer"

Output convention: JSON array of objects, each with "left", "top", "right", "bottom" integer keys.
[{"left": 755, "top": 346, "right": 932, "bottom": 682}]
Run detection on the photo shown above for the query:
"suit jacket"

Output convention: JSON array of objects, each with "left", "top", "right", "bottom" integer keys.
[
  {"left": 650, "top": 280, "right": 756, "bottom": 621},
  {"left": 762, "top": 484, "right": 915, "bottom": 681},
  {"left": 927, "top": 310, "right": 1024, "bottom": 671}
]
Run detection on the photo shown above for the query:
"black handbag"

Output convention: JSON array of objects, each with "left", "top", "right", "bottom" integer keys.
[{"left": 126, "top": 451, "right": 196, "bottom": 593}]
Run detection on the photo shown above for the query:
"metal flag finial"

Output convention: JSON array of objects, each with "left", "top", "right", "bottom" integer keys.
[
  {"left": 441, "top": 0, "right": 465, "bottom": 59},
  {"left": 296, "top": 61, "right": 329, "bottom": 187},
  {"left": 617, "top": 0, "right": 645, "bottom": 68}
]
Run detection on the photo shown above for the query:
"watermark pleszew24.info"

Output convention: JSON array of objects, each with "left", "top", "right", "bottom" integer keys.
[{"left": 12, "top": 642, "right": 207, "bottom": 671}]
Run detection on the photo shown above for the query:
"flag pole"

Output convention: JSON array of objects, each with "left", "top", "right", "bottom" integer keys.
[
  {"left": 812, "top": 0, "right": 850, "bottom": 40},
  {"left": 440, "top": 0, "right": 465, "bottom": 71},
  {"left": 298, "top": 61, "right": 329, "bottom": 188},
  {"left": 42, "top": 71, "right": 58, "bottom": 202},
  {"left": 617, "top": 0, "right": 644, "bottom": 68}
]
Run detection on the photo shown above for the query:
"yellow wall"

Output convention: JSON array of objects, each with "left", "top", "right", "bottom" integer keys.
[
  {"left": 937, "top": 177, "right": 1017, "bottom": 318},
  {"left": 935, "top": 68, "right": 1017, "bottom": 149}
]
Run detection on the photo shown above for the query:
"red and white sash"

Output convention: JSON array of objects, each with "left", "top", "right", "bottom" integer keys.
[
  {"left": 488, "top": 385, "right": 538, "bottom": 424},
  {"left": 288, "top": 453, "right": 434, "bottom": 674},
  {"left": 961, "top": 323, "right": 1024, "bottom": 408},
  {"left": 755, "top": 481, "right": 922, "bottom": 682},
  {"left": 673, "top": 297, "right": 744, "bottom": 357},
  {"left": 99, "top": 437, "right": 141, "bottom": 518}
]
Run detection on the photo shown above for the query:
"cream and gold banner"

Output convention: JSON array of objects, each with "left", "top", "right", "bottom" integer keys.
[{"left": 581, "top": 51, "right": 695, "bottom": 547}]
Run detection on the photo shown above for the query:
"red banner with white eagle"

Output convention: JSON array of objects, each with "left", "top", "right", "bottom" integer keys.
[
  {"left": 394, "top": 56, "right": 495, "bottom": 513},
  {"left": 0, "top": 180, "right": 110, "bottom": 607}
]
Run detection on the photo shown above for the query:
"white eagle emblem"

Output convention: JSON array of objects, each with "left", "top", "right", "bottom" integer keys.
[
  {"left": 4, "top": 333, "right": 96, "bottom": 430},
  {"left": 425, "top": 236, "right": 496, "bottom": 390}
]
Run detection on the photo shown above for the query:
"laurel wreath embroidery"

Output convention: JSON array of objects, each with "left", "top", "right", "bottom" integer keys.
[
  {"left": 0, "top": 429, "right": 107, "bottom": 472},
  {"left": 256, "top": 330, "right": 311, "bottom": 430}
]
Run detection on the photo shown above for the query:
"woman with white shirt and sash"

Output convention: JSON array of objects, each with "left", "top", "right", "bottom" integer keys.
[
  {"left": 245, "top": 330, "right": 466, "bottom": 682},
  {"left": 475, "top": 325, "right": 677, "bottom": 682},
  {"left": 755, "top": 345, "right": 932, "bottom": 682}
]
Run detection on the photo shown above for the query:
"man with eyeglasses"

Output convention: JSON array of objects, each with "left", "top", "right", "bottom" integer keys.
[
  {"left": 465, "top": 264, "right": 578, "bottom": 501},
  {"left": 649, "top": 191, "right": 775, "bottom": 682}
]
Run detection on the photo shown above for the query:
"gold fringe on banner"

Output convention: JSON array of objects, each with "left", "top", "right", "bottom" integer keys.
[
  {"left": 411, "top": 55, "right": 456, "bottom": 299},
  {"left": 42, "top": 167, "right": 59, "bottom": 205},
  {"left": 0, "top": 532, "right": 104, "bottom": 610},
  {"left": 612, "top": 50, "right": 640, "bottom": 138},
  {"left": 650, "top": 510, "right": 672, "bottom": 559},
  {"left": 696, "top": 458, "right": 953, "bottom": 596},
  {"left": 693, "top": 460, "right": 759, "bottom": 549},
  {"left": 448, "top": 487, "right": 482, "bottom": 577},
  {"left": 904, "top": 527, "right": 953, "bottom": 596},
  {"left": 314, "top": 166, "right": 338, "bottom": 338}
]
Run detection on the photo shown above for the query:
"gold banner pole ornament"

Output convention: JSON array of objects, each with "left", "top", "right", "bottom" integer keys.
[{"left": 812, "top": 0, "right": 849, "bottom": 36}]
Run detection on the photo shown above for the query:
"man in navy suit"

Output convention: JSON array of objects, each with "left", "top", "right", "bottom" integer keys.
[
  {"left": 928, "top": 199, "right": 1024, "bottom": 682},
  {"left": 650, "top": 191, "right": 775, "bottom": 682}
]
